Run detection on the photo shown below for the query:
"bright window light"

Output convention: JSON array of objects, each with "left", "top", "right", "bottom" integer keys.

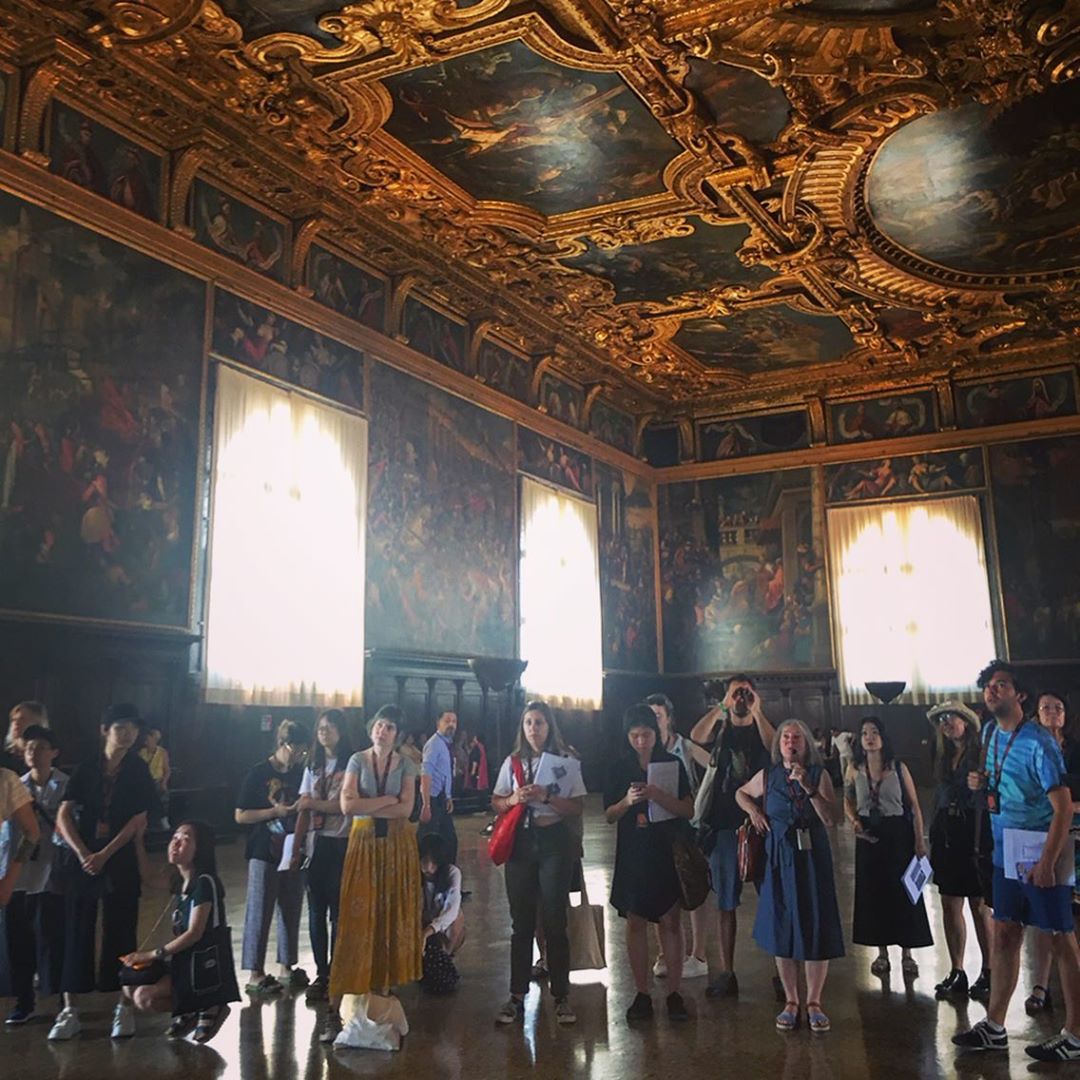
[
  {"left": 204, "top": 365, "right": 367, "bottom": 705},
  {"left": 827, "top": 494, "right": 997, "bottom": 704},
  {"left": 519, "top": 476, "right": 603, "bottom": 710}
]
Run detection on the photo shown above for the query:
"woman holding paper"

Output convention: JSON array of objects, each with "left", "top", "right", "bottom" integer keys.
[
  {"left": 604, "top": 703, "right": 694, "bottom": 1024},
  {"left": 736, "top": 719, "right": 843, "bottom": 1034},
  {"left": 491, "top": 700, "right": 585, "bottom": 1027},
  {"left": 844, "top": 717, "right": 932, "bottom": 978}
]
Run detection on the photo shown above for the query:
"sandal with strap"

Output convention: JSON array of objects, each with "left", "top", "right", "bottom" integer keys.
[
  {"left": 807, "top": 1002, "right": 830, "bottom": 1033},
  {"left": 193, "top": 1005, "right": 230, "bottom": 1044},
  {"left": 776, "top": 1002, "right": 800, "bottom": 1032},
  {"left": 1025, "top": 985, "right": 1053, "bottom": 1014}
]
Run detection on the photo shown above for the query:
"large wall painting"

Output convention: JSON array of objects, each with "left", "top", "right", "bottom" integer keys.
[
  {"left": 956, "top": 371, "right": 1077, "bottom": 429},
  {"left": 589, "top": 400, "right": 636, "bottom": 456},
  {"left": 540, "top": 372, "right": 584, "bottom": 428},
  {"left": 658, "top": 470, "right": 830, "bottom": 672},
  {"left": 825, "top": 449, "right": 985, "bottom": 504},
  {"left": 866, "top": 80, "right": 1080, "bottom": 276},
  {"left": 401, "top": 297, "right": 468, "bottom": 374},
  {"left": 697, "top": 409, "right": 810, "bottom": 462},
  {"left": 307, "top": 244, "right": 386, "bottom": 332},
  {"left": 674, "top": 307, "right": 855, "bottom": 373},
  {"left": 518, "top": 429, "right": 593, "bottom": 497},
  {"left": 218, "top": 1, "right": 342, "bottom": 45},
  {"left": 49, "top": 101, "right": 161, "bottom": 221},
  {"left": 478, "top": 339, "right": 532, "bottom": 402},
  {"left": 827, "top": 391, "right": 938, "bottom": 445},
  {"left": 0, "top": 194, "right": 204, "bottom": 627},
  {"left": 990, "top": 435, "right": 1080, "bottom": 660},
  {"left": 192, "top": 178, "right": 286, "bottom": 282},
  {"left": 684, "top": 60, "right": 791, "bottom": 146},
  {"left": 211, "top": 291, "right": 364, "bottom": 409},
  {"left": 382, "top": 40, "right": 680, "bottom": 217},
  {"left": 597, "top": 463, "right": 658, "bottom": 672},
  {"left": 558, "top": 220, "right": 770, "bottom": 305},
  {"left": 367, "top": 362, "right": 516, "bottom": 655}
]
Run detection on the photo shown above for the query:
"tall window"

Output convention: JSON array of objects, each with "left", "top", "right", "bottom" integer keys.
[
  {"left": 519, "top": 476, "right": 603, "bottom": 710},
  {"left": 827, "top": 494, "right": 996, "bottom": 704},
  {"left": 204, "top": 365, "right": 367, "bottom": 705}
]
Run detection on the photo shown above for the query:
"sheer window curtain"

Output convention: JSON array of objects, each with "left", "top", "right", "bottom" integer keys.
[
  {"left": 519, "top": 476, "right": 603, "bottom": 710},
  {"left": 827, "top": 494, "right": 997, "bottom": 705},
  {"left": 204, "top": 365, "right": 367, "bottom": 706}
]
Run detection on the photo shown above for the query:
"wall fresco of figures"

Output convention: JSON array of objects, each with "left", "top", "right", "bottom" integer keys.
[
  {"left": 366, "top": 362, "right": 516, "bottom": 656},
  {"left": 0, "top": 193, "right": 204, "bottom": 627},
  {"left": 382, "top": 40, "right": 679, "bottom": 217},
  {"left": 658, "top": 470, "right": 829, "bottom": 672},
  {"left": 589, "top": 400, "right": 636, "bottom": 456},
  {"left": 825, "top": 449, "right": 984, "bottom": 503},
  {"left": 956, "top": 371, "right": 1077, "bottom": 429},
  {"left": 989, "top": 435, "right": 1080, "bottom": 660},
  {"left": 49, "top": 101, "right": 161, "bottom": 220},
  {"left": 697, "top": 410, "right": 810, "bottom": 462},
  {"left": 306, "top": 244, "right": 386, "bottom": 332},
  {"left": 540, "top": 372, "right": 584, "bottom": 428},
  {"left": 192, "top": 178, "right": 286, "bottom": 282},
  {"left": 478, "top": 340, "right": 532, "bottom": 402},
  {"left": 211, "top": 290, "right": 365, "bottom": 410},
  {"left": 401, "top": 297, "right": 468, "bottom": 374},
  {"left": 597, "top": 463, "right": 658, "bottom": 672},
  {"left": 518, "top": 429, "right": 593, "bottom": 497},
  {"left": 827, "top": 391, "right": 938, "bottom": 444}
]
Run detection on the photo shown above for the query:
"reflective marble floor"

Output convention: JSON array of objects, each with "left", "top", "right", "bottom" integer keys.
[{"left": 1, "top": 798, "right": 1067, "bottom": 1079}]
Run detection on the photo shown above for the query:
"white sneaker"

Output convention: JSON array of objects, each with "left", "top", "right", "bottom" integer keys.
[
  {"left": 652, "top": 956, "right": 667, "bottom": 978},
  {"left": 48, "top": 1007, "right": 81, "bottom": 1041},
  {"left": 111, "top": 1003, "right": 135, "bottom": 1039},
  {"left": 682, "top": 955, "right": 709, "bottom": 979}
]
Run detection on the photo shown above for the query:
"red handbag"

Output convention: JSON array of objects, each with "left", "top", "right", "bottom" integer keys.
[{"left": 488, "top": 756, "right": 527, "bottom": 866}]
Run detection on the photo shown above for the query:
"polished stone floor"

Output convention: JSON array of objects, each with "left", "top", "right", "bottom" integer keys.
[{"left": 1, "top": 798, "right": 1070, "bottom": 1079}]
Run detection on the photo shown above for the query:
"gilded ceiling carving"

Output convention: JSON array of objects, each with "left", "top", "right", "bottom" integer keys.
[{"left": 2, "top": 0, "right": 1079, "bottom": 422}]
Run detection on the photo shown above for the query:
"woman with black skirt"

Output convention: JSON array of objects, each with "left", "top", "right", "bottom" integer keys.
[
  {"left": 844, "top": 716, "right": 933, "bottom": 978},
  {"left": 925, "top": 701, "right": 993, "bottom": 1001}
]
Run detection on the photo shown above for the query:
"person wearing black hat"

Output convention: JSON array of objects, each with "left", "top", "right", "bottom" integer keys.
[{"left": 51, "top": 704, "right": 160, "bottom": 1042}]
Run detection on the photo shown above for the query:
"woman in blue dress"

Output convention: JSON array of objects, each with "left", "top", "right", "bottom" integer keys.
[{"left": 736, "top": 718, "right": 843, "bottom": 1034}]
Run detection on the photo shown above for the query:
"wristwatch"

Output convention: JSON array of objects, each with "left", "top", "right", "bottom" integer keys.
[{"left": 154, "top": 946, "right": 167, "bottom": 961}]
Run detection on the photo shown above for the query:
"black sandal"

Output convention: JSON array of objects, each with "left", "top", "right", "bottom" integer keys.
[
  {"left": 193, "top": 1005, "right": 230, "bottom": 1044},
  {"left": 1025, "top": 985, "right": 1053, "bottom": 1014}
]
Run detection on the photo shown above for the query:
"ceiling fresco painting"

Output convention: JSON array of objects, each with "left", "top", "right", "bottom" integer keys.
[
  {"left": 2, "top": 0, "right": 1080, "bottom": 428},
  {"left": 382, "top": 40, "right": 681, "bottom": 217}
]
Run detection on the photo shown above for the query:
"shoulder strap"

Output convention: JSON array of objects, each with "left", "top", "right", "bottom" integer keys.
[{"left": 510, "top": 755, "right": 525, "bottom": 786}]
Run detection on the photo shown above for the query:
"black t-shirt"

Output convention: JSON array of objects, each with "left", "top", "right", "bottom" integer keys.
[
  {"left": 173, "top": 872, "right": 227, "bottom": 938},
  {"left": 236, "top": 759, "right": 304, "bottom": 863},
  {"left": 708, "top": 721, "right": 769, "bottom": 830},
  {"left": 64, "top": 751, "right": 159, "bottom": 851}
]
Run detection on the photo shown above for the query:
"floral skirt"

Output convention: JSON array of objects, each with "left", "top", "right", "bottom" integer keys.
[{"left": 328, "top": 817, "right": 422, "bottom": 998}]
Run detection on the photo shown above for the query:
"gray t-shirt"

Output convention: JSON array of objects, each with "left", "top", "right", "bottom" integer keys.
[{"left": 345, "top": 750, "right": 418, "bottom": 819}]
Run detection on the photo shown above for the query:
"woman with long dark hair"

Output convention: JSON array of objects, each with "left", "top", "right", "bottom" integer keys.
[
  {"left": 845, "top": 716, "right": 932, "bottom": 978},
  {"left": 925, "top": 701, "right": 993, "bottom": 1001},
  {"left": 491, "top": 700, "right": 585, "bottom": 1026},
  {"left": 605, "top": 702, "right": 694, "bottom": 1024},
  {"left": 294, "top": 709, "right": 353, "bottom": 1003}
]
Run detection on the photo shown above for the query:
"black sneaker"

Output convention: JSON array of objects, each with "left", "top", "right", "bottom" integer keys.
[
  {"left": 666, "top": 992, "right": 689, "bottom": 1022},
  {"left": 952, "top": 1021, "right": 1008, "bottom": 1052},
  {"left": 495, "top": 998, "right": 525, "bottom": 1025},
  {"left": 5, "top": 1003, "right": 34, "bottom": 1026},
  {"left": 305, "top": 976, "right": 328, "bottom": 1003},
  {"left": 934, "top": 970, "right": 969, "bottom": 1000},
  {"left": 968, "top": 971, "right": 991, "bottom": 1003},
  {"left": 1025, "top": 1033, "right": 1080, "bottom": 1062},
  {"left": 626, "top": 992, "right": 653, "bottom": 1022},
  {"left": 705, "top": 972, "right": 738, "bottom": 998}
]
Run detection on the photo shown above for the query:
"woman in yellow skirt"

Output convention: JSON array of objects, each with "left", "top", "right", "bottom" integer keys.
[{"left": 321, "top": 705, "right": 422, "bottom": 1046}]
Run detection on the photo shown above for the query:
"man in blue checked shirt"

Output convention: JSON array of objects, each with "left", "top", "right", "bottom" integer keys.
[{"left": 420, "top": 711, "right": 459, "bottom": 865}]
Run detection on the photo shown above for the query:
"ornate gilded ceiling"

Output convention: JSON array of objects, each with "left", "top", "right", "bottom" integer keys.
[{"left": 3, "top": 0, "right": 1080, "bottom": 425}]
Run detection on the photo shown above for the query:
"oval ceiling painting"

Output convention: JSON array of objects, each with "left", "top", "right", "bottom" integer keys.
[{"left": 866, "top": 81, "right": 1080, "bottom": 276}]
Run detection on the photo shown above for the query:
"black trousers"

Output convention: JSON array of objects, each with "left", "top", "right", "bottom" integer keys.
[
  {"left": 61, "top": 858, "right": 140, "bottom": 994},
  {"left": 306, "top": 835, "right": 348, "bottom": 980},
  {"left": 5, "top": 891, "right": 65, "bottom": 1004},
  {"left": 419, "top": 795, "right": 458, "bottom": 866},
  {"left": 504, "top": 821, "right": 573, "bottom": 999}
]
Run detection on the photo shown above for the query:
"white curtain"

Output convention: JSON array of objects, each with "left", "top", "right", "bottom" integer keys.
[
  {"left": 519, "top": 476, "right": 603, "bottom": 710},
  {"left": 204, "top": 365, "right": 367, "bottom": 706},
  {"left": 827, "top": 494, "right": 997, "bottom": 705}
]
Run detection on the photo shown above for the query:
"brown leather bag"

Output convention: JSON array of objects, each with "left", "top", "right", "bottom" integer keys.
[{"left": 736, "top": 768, "right": 767, "bottom": 883}]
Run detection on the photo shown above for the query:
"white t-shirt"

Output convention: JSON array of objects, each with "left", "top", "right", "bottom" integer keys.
[
  {"left": 0, "top": 768, "right": 31, "bottom": 825},
  {"left": 492, "top": 753, "right": 587, "bottom": 822},
  {"left": 423, "top": 864, "right": 463, "bottom": 933},
  {"left": 298, "top": 758, "right": 351, "bottom": 846},
  {"left": 832, "top": 731, "right": 855, "bottom": 758}
]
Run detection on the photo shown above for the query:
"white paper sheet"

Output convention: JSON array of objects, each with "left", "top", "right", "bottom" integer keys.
[
  {"left": 1003, "top": 827, "right": 1077, "bottom": 884},
  {"left": 533, "top": 752, "right": 583, "bottom": 799},
  {"left": 277, "top": 832, "right": 297, "bottom": 872},
  {"left": 901, "top": 854, "right": 932, "bottom": 904},
  {"left": 647, "top": 761, "right": 680, "bottom": 823}
]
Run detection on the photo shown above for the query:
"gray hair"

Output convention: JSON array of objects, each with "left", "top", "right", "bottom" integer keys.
[{"left": 770, "top": 718, "right": 823, "bottom": 768}]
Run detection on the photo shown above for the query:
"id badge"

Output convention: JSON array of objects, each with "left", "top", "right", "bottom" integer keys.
[
  {"left": 796, "top": 828, "right": 812, "bottom": 852},
  {"left": 986, "top": 789, "right": 1000, "bottom": 815}
]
